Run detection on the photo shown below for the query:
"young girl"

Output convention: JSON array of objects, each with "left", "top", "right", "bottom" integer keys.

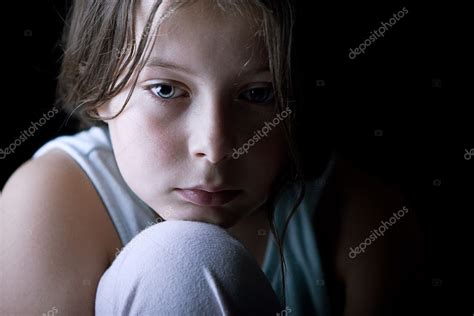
[{"left": 1, "top": 0, "right": 424, "bottom": 315}]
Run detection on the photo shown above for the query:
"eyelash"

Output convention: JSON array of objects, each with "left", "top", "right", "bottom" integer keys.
[
  {"left": 147, "top": 83, "right": 188, "bottom": 103},
  {"left": 239, "top": 86, "right": 274, "bottom": 104},
  {"left": 146, "top": 83, "right": 274, "bottom": 105}
]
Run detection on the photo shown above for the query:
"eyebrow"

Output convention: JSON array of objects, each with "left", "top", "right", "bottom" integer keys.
[
  {"left": 144, "top": 57, "right": 271, "bottom": 78},
  {"left": 145, "top": 57, "right": 199, "bottom": 76}
]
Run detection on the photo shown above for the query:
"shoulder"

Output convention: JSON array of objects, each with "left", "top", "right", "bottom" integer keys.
[
  {"left": 330, "top": 155, "right": 422, "bottom": 255},
  {"left": 319, "top": 155, "right": 425, "bottom": 315},
  {"left": 1, "top": 149, "right": 121, "bottom": 314}
]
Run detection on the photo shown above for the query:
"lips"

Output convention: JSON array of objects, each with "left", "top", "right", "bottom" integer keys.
[{"left": 176, "top": 188, "right": 242, "bottom": 206}]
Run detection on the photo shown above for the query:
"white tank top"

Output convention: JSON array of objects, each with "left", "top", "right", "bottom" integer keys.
[
  {"left": 33, "top": 126, "right": 160, "bottom": 245},
  {"left": 33, "top": 126, "right": 334, "bottom": 316}
]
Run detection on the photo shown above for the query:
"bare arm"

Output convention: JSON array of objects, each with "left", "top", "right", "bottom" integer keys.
[
  {"left": 333, "top": 158, "right": 425, "bottom": 316},
  {"left": 0, "top": 151, "right": 114, "bottom": 315}
]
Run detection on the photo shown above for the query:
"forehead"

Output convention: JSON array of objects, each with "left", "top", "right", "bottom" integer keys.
[
  {"left": 136, "top": 0, "right": 268, "bottom": 75},
  {"left": 136, "top": 0, "right": 262, "bottom": 30}
]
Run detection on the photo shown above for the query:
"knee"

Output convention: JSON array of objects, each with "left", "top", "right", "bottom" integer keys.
[
  {"left": 111, "top": 220, "right": 254, "bottom": 271},
  {"left": 96, "top": 220, "right": 280, "bottom": 315}
]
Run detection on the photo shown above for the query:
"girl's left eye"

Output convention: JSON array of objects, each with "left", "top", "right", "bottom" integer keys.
[
  {"left": 239, "top": 87, "right": 274, "bottom": 104},
  {"left": 149, "top": 83, "right": 187, "bottom": 100}
]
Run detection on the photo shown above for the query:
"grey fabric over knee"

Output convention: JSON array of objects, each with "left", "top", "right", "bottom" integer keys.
[{"left": 95, "top": 220, "right": 281, "bottom": 315}]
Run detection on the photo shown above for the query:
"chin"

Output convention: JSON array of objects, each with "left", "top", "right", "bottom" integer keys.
[{"left": 169, "top": 209, "right": 242, "bottom": 229}]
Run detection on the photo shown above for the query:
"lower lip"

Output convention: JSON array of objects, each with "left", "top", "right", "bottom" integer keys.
[{"left": 176, "top": 189, "right": 242, "bottom": 206}]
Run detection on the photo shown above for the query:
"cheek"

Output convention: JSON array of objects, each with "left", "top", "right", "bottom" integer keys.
[
  {"left": 243, "top": 127, "right": 289, "bottom": 188},
  {"left": 252, "top": 123, "right": 288, "bottom": 161},
  {"left": 107, "top": 105, "right": 183, "bottom": 198},
  {"left": 111, "top": 117, "right": 165, "bottom": 162},
  {"left": 109, "top": 93, "right": 180, "bottom": 162}
]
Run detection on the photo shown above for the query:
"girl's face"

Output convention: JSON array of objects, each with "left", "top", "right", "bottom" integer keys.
[{"left": 99, "top": 0, "right": 288, "bottom": 228}]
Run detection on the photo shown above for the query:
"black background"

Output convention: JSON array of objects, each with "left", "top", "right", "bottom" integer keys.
[{"left": 1, "top": 1, "right": 472, "bottom": 315}]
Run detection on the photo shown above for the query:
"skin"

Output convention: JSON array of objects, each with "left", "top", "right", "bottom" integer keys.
[
  {"left": 98, "top": 0, "right": 289, "bottom": 229},
  {"left": 0, "top": 152, "right": 424, "bottom": 316},
  {"left": 0, "top": 1, "right": 424, "bottom": 315}
]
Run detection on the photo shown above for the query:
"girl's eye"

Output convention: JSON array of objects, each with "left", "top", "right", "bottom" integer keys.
[
  {"left": 239, "top": 87, "right": 274, "bottom": 104},
  {"left": 150, "top": 83, "right": 187, "bottom": 100}
]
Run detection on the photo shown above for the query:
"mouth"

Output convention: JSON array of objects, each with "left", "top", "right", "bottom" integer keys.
[{"left": 175, "top": 188, "right": 242, "bottom": 206}]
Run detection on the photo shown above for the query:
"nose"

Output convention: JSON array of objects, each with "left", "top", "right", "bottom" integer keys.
[{"left": 188, "top": 95, "right": 236, "bottom": 164}]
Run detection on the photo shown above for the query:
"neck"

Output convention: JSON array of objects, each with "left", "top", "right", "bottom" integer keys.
[{"left": 226, "top": 204, "right": 271, "bottom": 267}]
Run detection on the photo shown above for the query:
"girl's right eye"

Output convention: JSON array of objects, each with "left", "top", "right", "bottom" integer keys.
[{"left": 149, "top": 83, "right": 188, "bottom": 100}]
